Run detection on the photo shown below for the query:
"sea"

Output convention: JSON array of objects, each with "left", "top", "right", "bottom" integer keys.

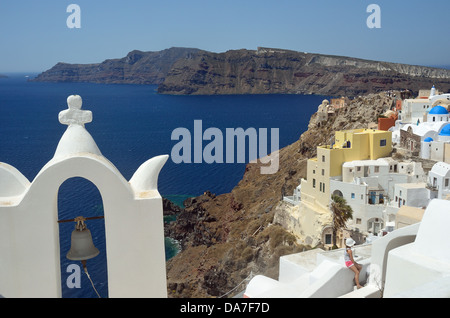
[{"left": 0, "top": 73, "right": 329, "bottom": 297}]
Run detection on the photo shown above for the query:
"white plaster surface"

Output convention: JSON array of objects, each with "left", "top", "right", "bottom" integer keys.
[{"left": 0, "top": 95, "right": 168, "bottom": 297}]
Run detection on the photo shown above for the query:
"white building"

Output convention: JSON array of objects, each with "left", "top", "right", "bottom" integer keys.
[
  {"left": 401, "top": 105, "right": 449, "bottom": 142},
  {"left": 428, "top": 161, "right": 450, "bottom": 199},
  {"left": 398, "top": 98, "right": 432, "bottom": 125},
  {"left": 329, "top": 157, "right": 426, "bottom": 234},
  {"left": 392, "top": 88, "right": 450, "bottom": 144},
  {"left": 420, "top": 123, "right": 450, "bottom": 161},
  {"left": 392, "top": 182, "right": 430, "bottom": 209},
  {"left": 429, "top": 85, "right": 450, "bottom": 107},
  {"left": 397, "top": 86, "right": 448, "bottom": 127},
  {"left": 283, "top": 184, "right": 301, "bottom": 205}
]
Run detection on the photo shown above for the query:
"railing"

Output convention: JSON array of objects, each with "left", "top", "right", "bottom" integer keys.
[{"left": 283, "top": 196, "right": 300, "bottom": 205}]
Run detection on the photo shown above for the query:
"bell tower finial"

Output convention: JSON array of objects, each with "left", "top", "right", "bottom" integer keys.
[
  {"left": 53, "top": 95, "right": 102, "bottom": 158},
  {"left": 59, "top": 95, "right": 92, "bottom": 127}
]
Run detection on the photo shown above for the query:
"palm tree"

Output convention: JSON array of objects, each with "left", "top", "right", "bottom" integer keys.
[{"left": 330, "top": 195, "right": 353, "bottom": 249}]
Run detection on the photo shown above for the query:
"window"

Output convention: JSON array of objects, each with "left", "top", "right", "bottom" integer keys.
[
  {"left": 357, "top": 166, "right": 361, "bottom": 172},
  {"left": 321, "top": 169, "right": 325, "bottom": 176},
  {"left": 380, "top": 139, "right": 387, "bottom": 147},
  {"left": 313, "top": 179, "right": 316, "bottom": 188},
  {"left": 325, "top": 234, "right": 332, "bottom": 245},
  {"left": 322, "top": 155, "right": 325, "bottom": 162},
  {"left": 320, "top": 182, "right": 322, "bottom": 191},
  {"left": 323, "top": 183, "right": 325, "bottom": 193},
  {"left": 351, "top": 193, "right": 355, "bottom": 199},
  {"left": 356, "top": 218, "right": 361, "bottom": 225},
  {"left": 374, "top": 166, "right": 379, "bottom": 173},
  {"left": 446, "top": 179, "right": 449, "bottom": 187}
]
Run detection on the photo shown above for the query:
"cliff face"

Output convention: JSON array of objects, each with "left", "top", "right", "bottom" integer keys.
[
  {"left": 158, "top": 48, "right": 450, "bottom": 96},
  {"left": 31, "top": 47, "right": 202, "bottom": 84},
  {"left": 32, "top": 47, "right": 450, "bottom": 97},
  {"left": 165, "top": 91, "right": 398, "bottom": 298}
]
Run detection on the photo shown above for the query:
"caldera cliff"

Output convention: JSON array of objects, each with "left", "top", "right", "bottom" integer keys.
[{"left": 32, "top": 47, "right": 450, "bottom": 97}]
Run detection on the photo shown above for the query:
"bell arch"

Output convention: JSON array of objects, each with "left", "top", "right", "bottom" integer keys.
[
  {"left": 0, "top": 95, "right": 168, "bottom": 298},
  {"left": 1, "top": 154, "right": 166, "bottom": 297},
  {"left": 57, "top": 177, "right": 107, "bottom": 298}
]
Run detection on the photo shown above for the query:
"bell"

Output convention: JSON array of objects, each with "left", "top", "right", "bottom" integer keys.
[{"left": 66, "top": 217, "right": 100, "bottom": 261}]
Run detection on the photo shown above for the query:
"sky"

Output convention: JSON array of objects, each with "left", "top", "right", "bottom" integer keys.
[{"left": 0, "top": 0, "right": 449, "bottom": 73}]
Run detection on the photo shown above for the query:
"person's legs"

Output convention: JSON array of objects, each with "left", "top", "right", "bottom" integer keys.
[{"left": 349, "top": 265, "right": 362, "bottom": 288}]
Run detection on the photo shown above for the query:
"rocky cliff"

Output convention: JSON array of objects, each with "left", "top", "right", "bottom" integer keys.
[
  {"left": 158, "top": 48, "right": 450, "bottom": 97},
  {"left": 164, "top": 91, "right": 398, "bottom": 298},
  {"left": 31, "top": 47, "right": 202, "bottom": 84},
  {"left": 32, "top": 47, "right": 450, "bottom": 97}
]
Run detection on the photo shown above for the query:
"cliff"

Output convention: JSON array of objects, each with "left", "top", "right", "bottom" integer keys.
[
  {"left": 164, "top": 91, "right": 398, "bottom": 298},
  {"left": 158, "top": 48, "right": 450, "bottom": 96},
  {"left": 32, "top": 47, "right": 450, "bottom": 97},
  {"left": 31, "top": 47, "right": 203, "bottom": 84}
]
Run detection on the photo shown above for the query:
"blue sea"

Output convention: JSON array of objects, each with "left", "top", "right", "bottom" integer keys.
[{"left": 0, "top": 73, "right": 328, "bottom": 297}]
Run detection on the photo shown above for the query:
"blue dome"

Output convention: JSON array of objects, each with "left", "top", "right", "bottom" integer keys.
[
  {"left": 429, "top": 105, "right": 448, "bottom": 115},
  {"left": 424, "top": 137, "right": 433, "bottom": 142},
  {"left": 439, "top": 124, "right": 450, "bottom": 136}
]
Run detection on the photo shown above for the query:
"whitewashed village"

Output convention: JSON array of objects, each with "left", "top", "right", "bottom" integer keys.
[
  {"left": 1, "top": 88, "right": 450, "bottom": 298},
  {"left": 244, "top": 86, "right": 450, "bottom": 297}
]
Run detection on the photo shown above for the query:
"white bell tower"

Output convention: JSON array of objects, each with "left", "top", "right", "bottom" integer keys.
[{"left": 0, "top": 95, "right": 168, "bottom": 297}]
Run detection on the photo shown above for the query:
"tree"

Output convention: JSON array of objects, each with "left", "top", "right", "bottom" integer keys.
[{"left": 330, "top": 195, "right": 353, "bottom": 249}]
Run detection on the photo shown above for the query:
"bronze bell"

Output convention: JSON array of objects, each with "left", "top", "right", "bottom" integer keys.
[{"left": 66, "top": 216, "right": 100, "bottom": 261}]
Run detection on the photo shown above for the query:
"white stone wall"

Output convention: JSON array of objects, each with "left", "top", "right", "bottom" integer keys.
[{"left": 0, "top": 95, "right": 169, "bottom": 298}]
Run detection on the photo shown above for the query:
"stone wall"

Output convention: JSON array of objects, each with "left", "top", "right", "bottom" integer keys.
[{"left": 400, "top": 127, "right": 421, "bottom": 156}]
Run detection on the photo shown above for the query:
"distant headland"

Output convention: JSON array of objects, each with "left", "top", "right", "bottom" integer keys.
[{"left": 30, "top": 47, "right": 450, "bottom": 97}]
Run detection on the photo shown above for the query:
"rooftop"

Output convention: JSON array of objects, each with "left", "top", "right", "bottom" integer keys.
[{"left": 429, "top": 105, "right": 448, "bottom": 115}]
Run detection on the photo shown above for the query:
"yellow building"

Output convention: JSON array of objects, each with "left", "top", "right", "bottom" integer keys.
[{"left": 300, "top": 129, "right": 392, "bottom": 212}]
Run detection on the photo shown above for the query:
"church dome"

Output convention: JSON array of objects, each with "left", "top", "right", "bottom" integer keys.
[
  {"left": 424, "top": 137, "right": 433, "bottom": 142},
  {"left": 439, "top": 124, "right": 450, "bottom": 136},
  {"left": 429, "top": 105, "right": 448, "bottom": 115}
]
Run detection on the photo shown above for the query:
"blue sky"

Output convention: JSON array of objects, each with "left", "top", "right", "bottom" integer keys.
[{"left": 1, "top": 0, "right": 449, "bottom": 72}]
